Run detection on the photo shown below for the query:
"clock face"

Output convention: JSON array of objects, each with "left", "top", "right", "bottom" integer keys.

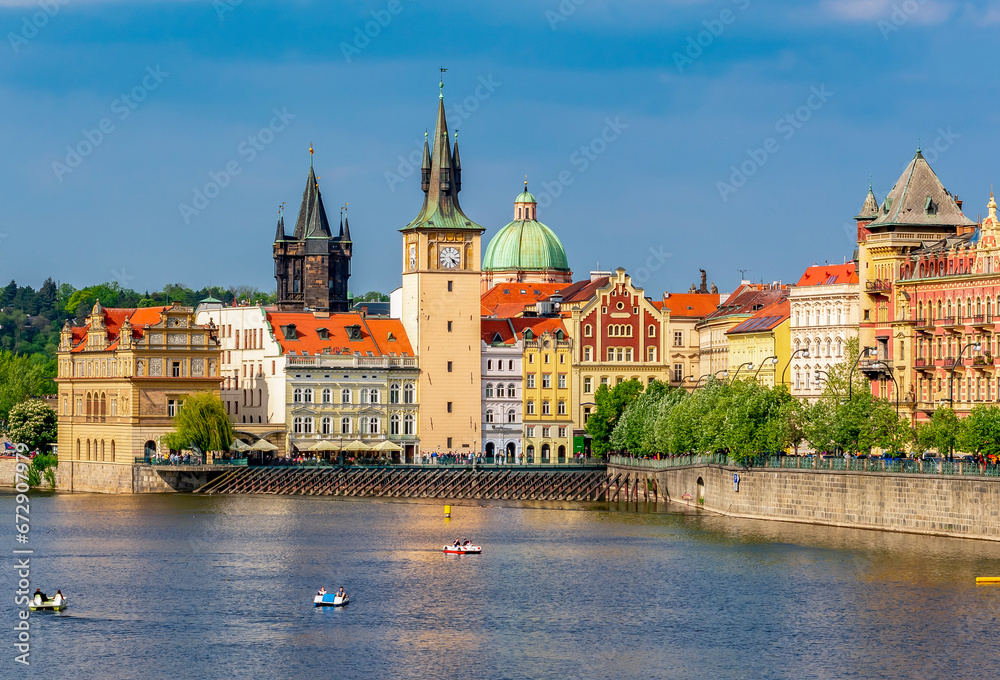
[
  {"left": 439, "top": 246, "right": 460, "bottom": 269},
  {"left": 408, "top": 245, "right": 416, "bottom": 270}
]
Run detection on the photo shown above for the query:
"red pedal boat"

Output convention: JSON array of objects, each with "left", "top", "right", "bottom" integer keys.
[{"left": 442, "top": 544, "right": 481, "bottom": 554}]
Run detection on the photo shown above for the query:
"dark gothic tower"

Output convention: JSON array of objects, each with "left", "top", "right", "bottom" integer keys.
[{"left": 273, "top": 149, "right": 353, "bottom": 312}]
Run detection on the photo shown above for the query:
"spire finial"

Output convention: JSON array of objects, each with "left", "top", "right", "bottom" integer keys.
[
  {"left": 524, "top": 175, "right": 528, "bottom": 190},
  {"left": 309, "top": 143, "right": 314, "bottom": 167},
  {"left": 869, "top": 174, "right": 872, "bottom": 191},
  {"left": 917, "top": 137, "right": 921, "bottom": 153},
  {"left": 425, "top": 129, "right": 428, "bottom": 141},
  {"left": 454, "top": 130, "right": 458, "bottom": 142},
  {"left": 439, "top": 67, "right": 447, "bottom": 99}
]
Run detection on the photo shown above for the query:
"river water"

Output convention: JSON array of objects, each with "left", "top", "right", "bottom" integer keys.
[{"left": 2, "top": 492, "right": 999, "bottom": 680}]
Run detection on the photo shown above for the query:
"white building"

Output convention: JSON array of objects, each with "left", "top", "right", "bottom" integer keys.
[
  {"left": 481, "top": 319, "right": 522, "bottom": 462},
  {"left": 789, "top": 263, "right": 860, "bottom": 401}
]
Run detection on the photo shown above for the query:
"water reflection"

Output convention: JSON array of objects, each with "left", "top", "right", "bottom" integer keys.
[{"left": 2, "top": 491, "right": 999, "bottom": 680}]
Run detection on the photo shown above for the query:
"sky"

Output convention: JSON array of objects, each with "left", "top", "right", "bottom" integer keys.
[{"left": 2, "top": 0, "right": 1000, "bottom": 299}]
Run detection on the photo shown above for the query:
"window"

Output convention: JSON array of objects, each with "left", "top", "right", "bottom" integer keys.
[
  {"left": 360, "top": 417, "right": 368, "bottom": 434},
  {"left": 485, "top": 383, "right": 494, "bottom": 398},
  {"left": 304, "top": 388, "right": 313, "bottom": 403},
  {"left": 673, "top": 331, "right": 683, "bottom": 347},
  {"left": 558, "top": 427, "right": 566, "bottom": 438},
  {"left": 526, "top": 401, "right": 535, "bottom": 415},
  {"left": 584, "top": 325, "right": 592, "bottom": 337},
  {"left": 341, "top": 388, "right": 352, "bottom": 404},
  {"left": 447, "top": 280, "right": 453, "bottom": 292},
  {"left": 369, "top": 418, "right": 379, "bottom": 435},
  {"left": 560, "top": 354, "right": 565, "bottom": 364},
  {"left": 390, "top": 414, "right": 400, "bottom": 435},
  {"left": 648, "top": 347, "right": 656, "bottom": 362},
  {"left": 649, "top": 325, "right": 656, "bottom": 337},
  {"left": 403, "top": 383, "right": 415, "bottom": 403},
  {"left": 673, "top": 363, "right": 683, "bottom": 382},
  {"left": 487, "top": 360, "right": 493, "bottom": 370},
  {"left": 486, "top": 410, "right": 494, "bottom": 423},
  {"left": 390, "top": 384, "right": 400, "bottom": 404},
  {"left": 507, "top": 409, "right": 516, "bottom": 423},
  {"left": 527, "top": 374, "right": 535, "bottom": 388},
  {"left": 303, "top": 417, "right": 314, "bottom": 434},
  {"left": 293, "top": 416, "right": 303, "bottom": 434},
  {"left": 507, "top": 384, "right": 516, "bottom": 398},
  {"left": 360, "top": 388, "right": 369, "bottom": 404},
  {"left": 321, "top": 417, "right": 332, "bottom": 435},
  {"left": 508, "top": 360, "right": 514, "bottom": 371},
  {"left": 542, "top": 427, "right": 550, "bottom": 438},
  {"left": 607, "top": 348, "right": 615, "bottom": 362},
  {"left": 601, "top": 377, "right": 609, "bottom": 386},
  {"left": 447, "top": 437, "right": 453, "bottom": 448},
  {"left": 447, "top": 361, "right": 453, "bottom": 372},
  {"left": 404, "top": 414, "right": 414, "bottom": 435},
  {"left": 167, "top": 399, "right": 177, "bottom": 417},
  {"left": 584, "top": 347, "right": 592, "bottom": 362},
  {"left": 341, "top": 417, "right": 351, "bottom": 434},
  {"left": 544, "top": 354, "right": 550, "bottom": 364},
  {"left": 558, "top": 374, "right": 567, "bottom": 388},
  {"left": 371, "top": 388, "right": 380, "bottom": 404},
  {"left": 448, "top": 321, "right": 453, "bottom": 332},
  {"left": 322, "top": 388, "right": 332, "bottom": 403},
  {"left": 447, "top": 402, "right": 453, "bottom": 413},
  {"left": 542, "top": 374, "right": 551, "bottom": 389},
  {"left": 172, "top": 361, "right": 181, "bottom": 377},
  {"left": 584, "top": 377, "right": 592, "bottom": 393},
  {"left": 542, "top": 400, "right": 551, "bottom": 415},
  {"left": 558, "top": 400, "right": 566, "bottom": 415},
  {"left": 528, "top": 354, "right": 534, "bottom": 364},
  {"left": 526, "top": 426, "right": 535, "bottom": 438}
]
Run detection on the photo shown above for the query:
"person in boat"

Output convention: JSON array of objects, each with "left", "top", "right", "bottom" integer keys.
[
  {"left": 453, "top": 539, "right": 461, "bottom": 547},
  {"left": 463, "top": 539, "right": 471, "bottom": 546},
  {"left": 318, "top": 587, "right": 327, "bottom": 597},
  {"left": 336, "top": 587, "right": 347, "bottom": 600},
  {"left": 52, "top": 590, "right": 63, "bottom": 605},
  {"left": 33, "top": 588, "right": 47, "bottom": 604}
]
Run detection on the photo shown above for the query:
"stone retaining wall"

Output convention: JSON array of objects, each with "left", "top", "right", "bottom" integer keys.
[{"left": 610, "top": 463, "right": 1000, "bottom": 541}]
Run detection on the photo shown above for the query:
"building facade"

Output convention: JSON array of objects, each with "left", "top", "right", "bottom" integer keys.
[
  {"left": 726, "top": 299, "right": 791, "bottom": 387},
  {"left": 788, "top": 263, "right": 859, "bottom": 400},
  {"left": 481, "top": 319, "right": 523, "bottom": 462},
  {"left": 521, "top": 319, "right": 573, "bottom": 462},
  {"left": 696, "top": 283, "right": 789, "bottom": 380},
  {"left": 56, "top": 303, "right": 222, "bottom": 464}
]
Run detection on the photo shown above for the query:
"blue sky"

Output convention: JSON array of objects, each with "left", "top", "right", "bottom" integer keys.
[{"left": 2, "top": 0, "right": 1000, "bottom": 298}]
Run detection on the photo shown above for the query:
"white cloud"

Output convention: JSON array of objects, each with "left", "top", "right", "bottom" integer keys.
[{"left": 820, "top": 0, "right": 957, "bottom": 24}]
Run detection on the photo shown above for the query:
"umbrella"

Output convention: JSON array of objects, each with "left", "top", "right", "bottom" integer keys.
[
  {"left": 343, "top": 440, "right": 369, "bottom": 452},
  {"left": 229, "top": 439, "right": 250, "bottom": 452},
  {"left": 312, "top": 440, "right": 342, "bottom": 451},
  {"left": 251, "top": 439, "right": 278, "bottom": 451},
  {"left": 374, "top": 440, "right": 403, "bottom": 452}
]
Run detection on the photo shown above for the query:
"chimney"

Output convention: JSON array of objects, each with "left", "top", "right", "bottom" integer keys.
[{"left": 955, "top": 195, "right": 963, "bottom": 210}]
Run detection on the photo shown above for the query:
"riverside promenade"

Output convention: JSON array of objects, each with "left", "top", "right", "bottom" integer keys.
[{"left": 608, "top": 454, "right": 1000, "bottom": 541}]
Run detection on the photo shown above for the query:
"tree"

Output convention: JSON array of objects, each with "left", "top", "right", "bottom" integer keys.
[
  {"left": 610, "top": 380, "right": 678, "bottom": 455},
  {"left": 586, "top": 379, "right": 644, "bottom": 456},
  {"left": 958, "top": 405, "right": 1000, "bottom": 458},
  {"left": 4, "top": 400, "right": 57, "bottom": 452},
  {"left": 0, "top": 351, "right": 53, "bottom": 425},
  {"left": 161, "top": 392, "right": 234, "bottom": 453},
  {"left": 356, "top": 291, "right": 390, "bottom": 302},
  {"left": 916, "top": 407, "right": 960, "bottom": 457}
]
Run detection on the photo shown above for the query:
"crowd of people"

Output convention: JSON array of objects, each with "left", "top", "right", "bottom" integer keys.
[{"left": 145, "top": 452, "right": 203, "bottom": 465}]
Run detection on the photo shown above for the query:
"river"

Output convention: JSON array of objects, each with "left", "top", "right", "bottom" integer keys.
[{"left": 2, "top": 492, "right": 999, "bottom": 679}]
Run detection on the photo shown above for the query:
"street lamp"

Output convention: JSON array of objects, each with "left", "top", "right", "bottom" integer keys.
[
  {"left": 753, "top": 356, "right": 779, "bottom": 383},
  {"left": 949, "top": 342, "right": 982, "bottom": 405},
  {"left": 781, "top": 348, "right": 810, "bottom": 388},
  {"left": 731, "top": 362, "right": 754, "bottom": 383},
  {"left": 681, "top": 374, "right": 697, "bottom": 390},
  {"left": 848, "top": 346, "right": 878, "bottom": 400}
]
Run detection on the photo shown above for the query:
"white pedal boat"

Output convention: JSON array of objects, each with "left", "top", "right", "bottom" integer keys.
[
  {"left": 29, "top": 597, "right": 67, "bottom": 612},
  {"left": 442, "top": 545, "right": 482, "bottom": 554},
  {"left": 313, "top": 593, "right": 349, "bottom": 607}
]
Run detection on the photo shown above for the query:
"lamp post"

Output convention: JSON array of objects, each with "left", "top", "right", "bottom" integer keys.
[
  {"left": 848, "top": 346, "right": 877, "bottom": 400},
  {"left": 753, "top": 356, "right": 779, "bottom": 384},
  {"left": 949, "top": 342, "right": 982, "bottom": 406},
  {"left": 731, "top": 362, "right": 754, "bottom": 383},
  {"left": 681, "top": 374, "right": 697, "bottom": 390},
  {"left": 781, "top": 348, "right": 810, "bottom": 388},
  {"left": 694, "top": 373, "right": 711, "bottom": 387}
]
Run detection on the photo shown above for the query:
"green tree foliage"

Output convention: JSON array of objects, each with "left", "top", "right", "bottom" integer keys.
[
  {"left": 4, "top": 400, "right": 57, "bottom": 451},
  {"left": 914, "top": 407, "right": 960, "bottom": 456},
  {"left": 0, "top": 352, "right": 53, "bottom": 424},
  {"left": 25, "top": 453, "right": 58, "bottom": 489},
  {"left": 609, "top": 380, "right": 678, "bottom": 455},
  {"left": 162, "top": 392, "right": 234, "bottom": 453},
  {"left": 355, "top": 291, "right": 390, "bottom": 302},
  {"left": 586, "top": 379, "right": 644, "bottom": 456},
  {"left": 957, "top": 405, "right": 1000, "bottom": 457}
]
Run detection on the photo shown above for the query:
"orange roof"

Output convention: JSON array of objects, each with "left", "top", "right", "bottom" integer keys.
[
  {"left": 654, "top": 293, "right": 720, "bottom": 318},
  {"left": 726, "top": 299, "right": 790, "bottom": 335},
  {"left": 509, "top": 317, "right": 569, "bottom": 339},
  {"left": 480, "top": 283, "right": 571, "bottom": 317},
  {"left": 482, "top": 319, "right": 516, "bottom": 345},
  {"left": 68, "top": 306, "right": 173, "bottom": 353},
  {"left": 796, "top": 262, "right": 858, "bottom": 286},
  {"left": 267, "top": 312, "right": 413, "bottom": 357}
]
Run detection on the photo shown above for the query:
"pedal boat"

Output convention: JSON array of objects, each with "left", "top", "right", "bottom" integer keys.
[
  {"left": 30, "top": 598, "right": 67, "bottom": 611},
  {"left": 313, "top": 593, "right": 349, "bottom": 607},
  {"left": 442, "top": 544, "right": 482, "bottom": 554}
]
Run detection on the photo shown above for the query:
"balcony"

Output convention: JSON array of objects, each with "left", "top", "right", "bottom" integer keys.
[
  {"left": 286, "top": 355, "right": 418, "bottom": 369},
  {"left": 971, "top": 315, "right": 993, "bottom": 328},
  {"left": 865, "top": 279, "right": 892, "bottom": 293},
  {"left": 858, "top": 359, "right": 892, "bottom": 377}
]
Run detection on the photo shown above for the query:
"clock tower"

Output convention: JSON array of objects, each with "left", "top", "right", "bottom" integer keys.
[{"left": 400, "top": 82, "right": 485, "bottom": 454}]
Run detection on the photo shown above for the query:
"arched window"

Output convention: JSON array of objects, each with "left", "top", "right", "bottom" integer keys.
[
  {"left": 584, "top": 347, "right": 592, "bottom": 362},
  {"left": 542, "top": 400, "right": 551, "bottom": 415},
  {"left": 322, "top": 388, "right": 332, "bottom": 403},
  {"left": 360, "top": 388, "right": 369, "bottom": 404},
  {"left": 303, "top": 388, "right": 313, "bottom": 403},
  {"left": 486, "top": 409, "right": 494, "bottom": 423},
  {"left": 558, "top": 400, "right": 566, "bottom": 415},
  {"left": 487, "top": 360, "right": 493, "bottom": 370},
  {"left": 507, "top": 409, "right": 516, "bottom": 423},
  {"left": 508, "top": 360, "right": 514, "bottom": 370},
  {"left": 404, "top": 414, "right": 414, "bottom": 435},
  {"left": 303, "top": 417, "right": 314, "bottom": 434},
  {"left": 485, "top": 383, "right": 494, "bottom": 398},
  {"left": 359, "top": 417, "right": 368, "bottom": 434},
  {"left": 341, "top": 388, "right": 351, "bottom": 404},
  {"left": 293, "top": 417, "right": 303, "bottom": 434},
  {"left": 370, "top": 388, "right": 380, "bottom": 404},
  {"left": 526, "top": 401, "right": 535, "bottom": 415},
  {"left": 369, "top": 418, "right": 379, "bottom": 435},
  {"left": 584, "top": 324, "right": 592, "bottom": 337},
  {"left": 293, "top": 388, "right": 302, "bottom": 403},
  {"left": 648, "top": 324, "right": 655, "bottom": 337},
  {"left": 321, "top": 417, "right": 332, "bottom": 435},
  {"left": 403, "top": 383, "right": 414, "bottom": 403},
  {"left": 390, "top": 383, "right": 400, "bottom": 404},
  {"left": 390, "top": 413, "right": 400, "bottom": 435},
  {"left": 507, "top": 383, "right": 516, "bottom": 398},
  {"left": 647, "top": 347, "right": 656, "bottom": 362},
  {"left": 341, "top": 417, "right": 351, "bottom": 434}
]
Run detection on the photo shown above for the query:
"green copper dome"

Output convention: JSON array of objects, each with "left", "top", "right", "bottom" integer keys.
[
  {"left": 482, "top": 218, "right": 569, "bottom": 272},
  {"left": 515, "top": 189, "right": 536, "bottom": 204}
]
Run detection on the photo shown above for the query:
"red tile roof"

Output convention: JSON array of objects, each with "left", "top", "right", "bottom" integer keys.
[
  {"left": 481, "top": 319, "right": 516, "bottom": 345},
  {"left": 726, "top": 299, "right": 790, "bottom": 334},
  {"left": 68, "top": 306, "right": 173, "bottom": 353},
  {"left": 509, "top": 317, "right": 569, "bottom": 339},
  {"left": 702, "top": 284, "right": 789, "bottom": 321},
  {"left": 480, "top": 283, "right": 571, "bottom": 317},
  {"left": 557, "top": 277, "right": 609, "bottom": 303},
  {"left": 654, "top": 293, "right": 721, "bottom": 318},
  {"left": 795, "top": 262, "right": 858, "bottom": 286},
  {"left": 267, "top": 312, "right": 413, "bottom": 357}
]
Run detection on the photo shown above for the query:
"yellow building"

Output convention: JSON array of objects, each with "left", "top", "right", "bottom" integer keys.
[
  {"left": 520, "top": 319, "right": 573, "bottom": 463},
  {"left": 400, "top": 86, "right": 485, "bottom": 454},
  {"left": 725, "top": 298, "right": 791, "bottom": 386},
  {"left": 55, "top": 302, "right": 222, "bottom": 490}
]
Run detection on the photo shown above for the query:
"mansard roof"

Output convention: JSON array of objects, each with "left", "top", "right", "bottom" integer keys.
[{"left": 866, "top": 150, "right": 974, "bottom": 230}]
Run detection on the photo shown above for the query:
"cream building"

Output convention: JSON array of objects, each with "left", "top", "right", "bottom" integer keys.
[{"left": 481, "top": 319, "right": 523, "bottom": 462}]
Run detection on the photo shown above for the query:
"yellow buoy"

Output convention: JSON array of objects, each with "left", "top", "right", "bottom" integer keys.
[
  {"left": 444, "top": 505, "right": 451, "bottom": 518},
  {"left": 976, "top": 576, "right": 1000, "bottom": 584}
]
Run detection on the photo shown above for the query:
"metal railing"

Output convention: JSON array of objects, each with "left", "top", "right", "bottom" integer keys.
[{"left": 135, "top": 455, "right": 206, "bottom": 466}]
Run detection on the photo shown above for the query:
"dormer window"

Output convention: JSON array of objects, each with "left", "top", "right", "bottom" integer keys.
[
  {"left": 316, "top": 327, "right": 329, "bottom": 340},
  {"left": 282, "top": 324, "right": 298, "bottom": 340},
  {"left": 925, "top": 196, "right": 937, "bottom": 214},
  {"left": 387, "top": 332, "right": 396, "bottom": 342},
  {"left": 346, "top": 324, "right": 363, "bottom": 341},
  {"left": 523, "top": 329, "right": 534, "bottom": 341},
  {"left": 555, "top": 329, "right": 564, "bottom": 341}
]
